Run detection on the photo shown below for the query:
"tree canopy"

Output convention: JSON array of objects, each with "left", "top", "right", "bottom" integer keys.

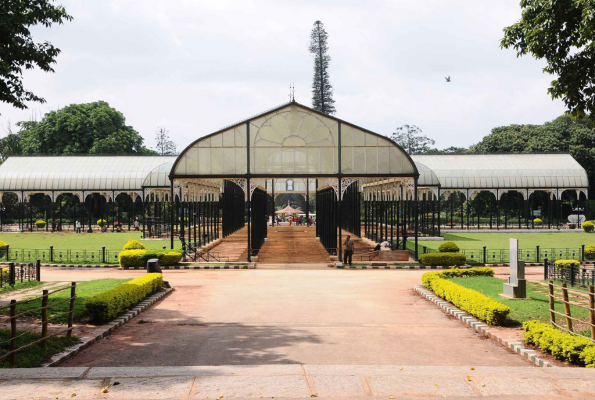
[
  {"left": 0, "top": 101, "right": 156, "bottom": 161},
  {"left": 470, "top": 115, "right": 595, "bottom": 195},
  {"left": 309, "top": 20, "right": 336, "bottom": 115},
  {"left": 391, "top": 125, "right": 435, "bottom": 155},
  {"left": 501, "top": 0, "right": 595, "bottom": 120},
  {"left": 0, "top": 0, "right": 72, "bottom": 113}
]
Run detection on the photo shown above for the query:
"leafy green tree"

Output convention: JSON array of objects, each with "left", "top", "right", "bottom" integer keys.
[
  {"left": 0, "top": 0, "right": 73, "bottom": 113},
  {"left": 471, "top": 115, "right": 595, "bottom": 196},
  {"left": 2, "top": 101, "right": 155, "bottom": 156},
  {"left": 391, "top": 124, "right": 436, "bottom": 155},
  {"left": 154, "top": 127, "right": 177, "bottom": 155},
  {"left": 309, "top": 20, "right": 336, "bottom": 115},
  {"left": 424, "top": 146, "right": 468, "bottom": 155},
  {"left": 501, "top": 1, "right": 595, "bottom": 120}
]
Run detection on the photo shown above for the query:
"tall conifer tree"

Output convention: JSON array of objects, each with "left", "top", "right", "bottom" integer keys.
[{"left": 309, "top": 21, "right": 336, "bottom": 115}]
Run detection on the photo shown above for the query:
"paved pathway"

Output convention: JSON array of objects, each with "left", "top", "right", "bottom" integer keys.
[
  {"left": 46, "top": 268, "right": 530, "bottom": 367},
  {"left": 2, "top": 365, "right": 595, "bottom": 399}
]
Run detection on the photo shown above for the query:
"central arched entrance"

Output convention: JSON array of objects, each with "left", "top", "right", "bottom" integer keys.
[{"left": 169, "top": 101, "right": 422, "bottom": 263}]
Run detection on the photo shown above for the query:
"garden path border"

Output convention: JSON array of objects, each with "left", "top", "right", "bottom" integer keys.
[
  {"left": 414, "top": 285, "right": 554, "bottom": 368},
  {"left": 42, "top": 286, "right": 175, "bottom": 367}
]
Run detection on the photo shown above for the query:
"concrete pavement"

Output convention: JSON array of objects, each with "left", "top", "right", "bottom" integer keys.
[
  {"left": 2, "top": 365, "right": 595, "bottom": 399},
  {"left": 49, "top": 268, "right": 529, "bottom": 367}
]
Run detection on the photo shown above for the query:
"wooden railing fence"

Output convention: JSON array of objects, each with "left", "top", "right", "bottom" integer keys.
[
  {"left": 548, "top": 280, "right": 595, "bottom": 341},
  {"left": 0, "top": 282, "right": 76, "bottom": 367}
]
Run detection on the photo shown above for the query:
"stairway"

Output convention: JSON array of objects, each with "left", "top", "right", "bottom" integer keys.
[
  {"left": 256, "top": 226, "right": 330, "bottom": 264},
  {"left": 209, "top": 226, "right": 248, "bottom": 262}
]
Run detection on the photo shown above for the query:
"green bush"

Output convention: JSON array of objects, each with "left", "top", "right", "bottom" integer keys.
[
  {"left": 523, "top": 320, "right": 595, "bottom": 367},
  {"left": 420, "top": 252, "right": 466, "bottom": 266},
  {"left": 97, "top": 219, "right": 107, "bottom": 227},
  {"left": 0, "top": 267, "right": 8, "bottom": 284},
  {"left": 534, "top": 218, "right": 543, "bottom": 225},
  {"left": 35, "top": 220, "right": 46, "bottom": 228},
  {"left": 123, "top": 239, "right": 145, "bottom": 250},
  {"left": 119, "top": 249, "right": 183, "bottom": 267},
  {"left": 586, "top": 244, "right": 595, "bottom": 260},
  {"left": 438, "top": 241, "right": 459, "bottom": 253},
  {"left": 583, "top": 221, "right": 594, "bottom": 233},
  {"left": 159, "top": 251, "right": 183, "bottom": 265},
  {"left": 422, "top": 269, "right": 509, "bottom": 325},
  {"left": 84, "top": 273, "right": 163, "bottom": 323}
]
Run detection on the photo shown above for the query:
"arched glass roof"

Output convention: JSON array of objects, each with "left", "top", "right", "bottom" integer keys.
[
  {"left": 172, "top": 102, "right": 418, "bottom": 178},
  {"left": 0, "top": 156, "right": 177, "bottom": 191},
  {"left": 143, "top": 162, "right": 174, "bottom": 187},
  {"left": 412, "top": 154, "right": 588, "bottom": 189},
  {"left": 415, "top": 162, "right": 440, "bottom": 187}
]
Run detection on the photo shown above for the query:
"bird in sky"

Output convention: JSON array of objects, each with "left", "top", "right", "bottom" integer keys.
[{"left": 445, "top": 76, "right": 451, "bottom": 82}]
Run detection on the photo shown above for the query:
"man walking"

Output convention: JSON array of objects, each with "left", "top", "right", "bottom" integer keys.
[{"left": 344, "top": 235, "right": 354, "bottom": 266}]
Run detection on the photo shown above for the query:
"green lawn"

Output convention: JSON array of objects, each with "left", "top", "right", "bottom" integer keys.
[
  {"left": 409, "top": 232, "right": 594, "bottom": 254},
  {"left": 0, "top": 232, "right": 180, "bottom": 251},
  {"left": 450, "top": 276, "right": 590, "bottom": 327},
  {"left": 0, "top": 278, "right": 130, "bottom": 323},
  {"left": 0, "top": 329, "right": 78, "bottom": 368}
]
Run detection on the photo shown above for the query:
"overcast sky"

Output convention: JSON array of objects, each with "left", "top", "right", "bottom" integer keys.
[{"left": 0, "top": 0, "right": 567, "bottom": 151}]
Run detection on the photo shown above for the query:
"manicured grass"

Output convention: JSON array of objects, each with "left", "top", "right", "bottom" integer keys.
[
  {"left": 449, "top": 276, "right": 590, "bottom": 326},
  {"left": 0, "top": 279, "right": 130, "bottom": 323},
  {"left": 409, "top": 232, "right": 594, "bottom": 254},
  {"left": 0, "top": 232, "right": 180, "bottom": 251},
  {"left": 0, "top": 329, "right": 79, "bottom": 368},
  {"left": 0, "top": 280, "right": 42, "bottom": 295}
]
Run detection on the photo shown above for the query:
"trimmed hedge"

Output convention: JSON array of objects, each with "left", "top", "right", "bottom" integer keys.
[
  {"left": 84, "top": 273, "right": 163, "bottom": 323},
  {"left": 586, "top": 245, "right": 595, "bottom": 260},
  {"left": 555, "top": 259, "right": 581, "bottom": 270},
  {"left": 97, "top": 219, "right": 107, "bottom": 227},
  {"left": 523, "top": 320, "right": 595, "bottom": 367},
  {"left": 422, "top": 268, "right": 509, "bottom": 325},
  {"left": 35, "top": 220, "right": 46, "bottom": 228},
  {"left": 583, "top": 221, "right": 594, "bottom": 233},
  {"left": 119, "top": 249, "right": 183, "bottom": 268},
  {"left": 123, "top": 239, "right": 145, "bottom": 250},
  {"left": 438, "top": 241, "right": 459, "bottom": 253},
  {"left": 420, "top": 252, "right": 466, "bottom": 266},
  {"left": 534, "top": 218, "right": 543, "bottom": 225},
  {"left": 0, "top": 267, "right": 8, "bottom": 284}
]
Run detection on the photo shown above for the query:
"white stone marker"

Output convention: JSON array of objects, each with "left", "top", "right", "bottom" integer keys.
[{"left": 502, "top": 238, "right": 527, "bottom": 299}]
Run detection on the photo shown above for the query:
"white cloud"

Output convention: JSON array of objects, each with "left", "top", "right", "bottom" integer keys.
[{"left": 0, "top": 0, "right": 566, "bottom": 151}]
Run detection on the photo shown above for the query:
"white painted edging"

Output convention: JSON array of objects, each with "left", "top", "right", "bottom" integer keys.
[
  {"left": 43, "top": 286, "right": 175, "bottom": 367},
  {"left": 414, "top": 285, "right": 554, "bottom": 368}
]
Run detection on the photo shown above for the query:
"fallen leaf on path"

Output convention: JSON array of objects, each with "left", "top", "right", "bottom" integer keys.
[
  {"left": 71, "top": 395, "right": 76, "bottom": 398},
  {"left": 101, "top": 386, "right": 109, "bottom": 394},
  {"left": 113, "top": 382, "right": 120, "bottom": 386},
  {"left": 470, "top": 367, "right": 475, "bottom": 371},
  {"left": 435, "top": 384, "right": 439, "bottom": 387},
  {"left": 481, "top": 383, "right": 486, "bottom": 387},
  {"left": 467, "top": 375, "right": 471, "bottom": 381}
]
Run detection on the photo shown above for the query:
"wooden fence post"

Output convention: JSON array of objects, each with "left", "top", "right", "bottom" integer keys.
[
  {"left": 10, "top": 300, "right": 16, "bottom": 367},
  {"left": 41, "top": 289, "right": 49, "bottom": 350},
  {"left": 67, "top": 282, "right": 76, "bottom": 338},
  {"left": 36, "top": 259, "right": 41, "bottom": 282},
  {"left": 562, "top": 282, "right": 573, "bottom": 331},
  {"left": 549, "top": 280, "right": 556, "bottom": 324},
  {"left": 589, "top": 285, "right": 595, "bottom": 340}
]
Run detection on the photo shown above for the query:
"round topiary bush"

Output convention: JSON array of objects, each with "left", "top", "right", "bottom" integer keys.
[
  {"left": 97, "top": 219, "right": 107, "bottom": 227},
  {"left": 582, "top": 221, "right": 594, "bottom": 233},
  {"left": 35, "top": 220, "right": 46, "bottom": 229},
  {"left": 123, "top": 239, "right": 145, "bottom": 250},
  {"left": 586, "top": 245, "right": 595, "bottom": 260},
  {"left": 533, "top": 218, "right": 543, "bottom": 226},
  {"left": 438, "top": 241, "right": 460, "bottom": 253},
  {"left": 0, "top": 240, "right": 7, "bottom": 257}
]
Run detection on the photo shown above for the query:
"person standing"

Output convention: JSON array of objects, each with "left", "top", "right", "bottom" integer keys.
[
  {"left": 75, "top": 220, "right": 81, "bottom": 233},
  {"left": 344, "top": 235, "right": 354, "bottom": 266}
]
